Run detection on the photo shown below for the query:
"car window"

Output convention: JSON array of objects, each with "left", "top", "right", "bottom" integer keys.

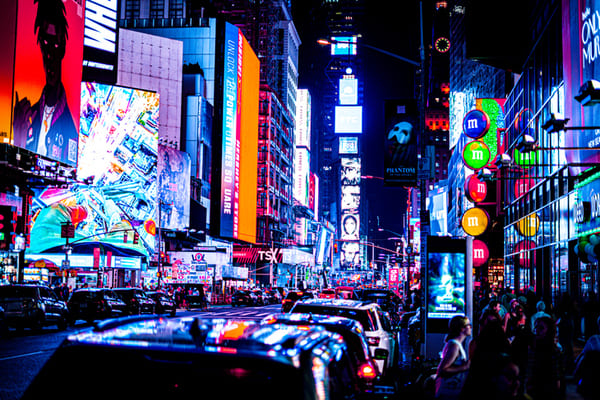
[
  {"left": 104, "top": 290, "right": 119, "bottom": 301},
  {"left": 0, "top": 286, "right": 36, "bottom": 299},
  {"left": 377, "top": 310, "right": 391, "bottom": 331},
  {"left": 39, "top": 288, "right": 56, "bottom": 300}
]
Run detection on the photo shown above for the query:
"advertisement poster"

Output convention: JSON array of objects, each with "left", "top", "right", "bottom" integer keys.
[
  {"left": 0, "top": 1, "right": 17, "bottom": 141},
  {"left": 383, "top": 99, "right": 418, "bottom": 187},
  {"left": 427, "top": 250, "right": 466, "bottom": 319},
  {"left": 562, "top": 0, "right": 600, "bottom": 175},
  {"left": 12, "top": 0, "right": 85, "bottom": 166},
  {"left": 158, "top": 145, "right": 191, "bottom": 230},
  {"left": 25, "top": 83, "right": 159, "bottom": 259}
]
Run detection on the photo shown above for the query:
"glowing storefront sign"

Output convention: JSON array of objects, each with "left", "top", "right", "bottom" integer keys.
[
  {"left": 472, "top": 239, "right": 489, "bottom": 267},
  {"left": 514, "top": 176, "right": 535, "bottom": 198},
  {"left": 465, "top": 174, "right": 487, "bottom": 203},
  {"left": 513, "top": 148, "right": 539, "bottom": 169},
  {"left": 462, "top": 140, "right": 490, "bottom": 170},
  {"left": 463, "top": 109, "right": 490, "bottom": 139},
  {"left": 461, "top": 207, "right": 489, "bottom": 236}
]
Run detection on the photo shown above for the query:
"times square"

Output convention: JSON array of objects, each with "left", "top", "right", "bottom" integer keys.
[{"left": 1, "top": 0, "right": 600, "bottom": 399}]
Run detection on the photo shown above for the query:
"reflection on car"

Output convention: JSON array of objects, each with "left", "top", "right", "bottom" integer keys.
[
  {"left": 22, "top": 316, "right": 365, "bottom": 400},
  {"left": 281, "top": 290, "right": 317, "bottom": 313},
  {"left": 290, "top": 298, "right": 399, "bottom": 378}
]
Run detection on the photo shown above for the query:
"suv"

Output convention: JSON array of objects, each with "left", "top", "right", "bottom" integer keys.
[
  {"left": 112, "top": 288, "right": 155, "bottom": 315},
  {"left": 262, "top": 313, "right": 389, "bottom": 397},
  {"left": 0, "top": 284, "right": 68, "bottom": 331},
  {"left": 231, "top": 289, "right": 257, "bottom": 307},
  {"left": 146, "top": 291, "right": 176, "bottom": 316},
  {"left": 22, "top": 316, "right": 364, "bottom": 400},
  {"left": 67, "top": 288, "right": 127, "bottom": 324},
  {"left": 290, "top": 298, "right": 399, "bottom": 378}
]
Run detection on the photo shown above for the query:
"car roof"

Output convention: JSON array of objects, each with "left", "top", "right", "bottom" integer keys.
[
  {"left": 263, "top": 312, "right": 365, "bottom": 332},
  {"left": 295, "top": 298, "right": 371, "bottom": 309}
]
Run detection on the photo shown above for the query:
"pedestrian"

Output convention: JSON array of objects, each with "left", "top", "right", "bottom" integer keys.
[
  {"left": 525, "top": 316, "right": 565, "bottom": 400},
  {"left": 460, "top": 352, "right": 525, "bottom": 400},
  {"left": 434, "top": 315, "right": 472, "bottom": 400},
  {"left": 573, "top": 316, "right": 600, "bottom": 400},
  {"left": 529, "top": 301, "right": 550, "bottom": 332}
]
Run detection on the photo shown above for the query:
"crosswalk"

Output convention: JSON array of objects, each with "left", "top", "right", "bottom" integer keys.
[{"left": 181, "top": 304, "right": 282, "bottom": 321}]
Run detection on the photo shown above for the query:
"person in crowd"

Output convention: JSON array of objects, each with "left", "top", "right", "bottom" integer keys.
[
  {"left": 526, "top": 316, "right": 565, "bottom": 400},
  {"left": 434, "top": 315, "right": 472, "bottom": 400},
  {"left": 529, "top": 300, "right": 550, "bottom": 332},
  {"left": 460, "top": 353, "right": 525, "bottom": 400},
  {"left": 555, "top": 293, "right": 577, "bottom": 373},
  {"left": 509, "top": 305, "right": 533, "bottom": 397},
  {"left": 468, "top": 309, "right": 509, "bottom": 360},
  {"left": 504, "top": 299, "right": 523, "bottom": 336},
  {"left": 573, "top": 316, "right": 600, "bottom": 400}
]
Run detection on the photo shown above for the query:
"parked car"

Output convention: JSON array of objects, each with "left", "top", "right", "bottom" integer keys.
[
  {"left": 112, "top": 288, "right": 155, "bottom": 315},
  {"left": 146, "top": 291, "right": 176, "bottom": 316},
  {"left": 290, "top": 298, "right": 399, "bottom": 377},
  {"left": 263, "top": 288, "right": 282, "bottom": 304},
  {"left": 251, "top": 289, "right": 267, "bottom": 306},
  {"left": 280, "top": 289, "right": 317, "bottom": 313},
  {"left": 359, "top": 288, "right": 403, "bottom": 324},
  {"left": 335, "top": 285, "right": 359, "bottom": 300},
  {"left": 0, "top": 284, "right": 68, "bottom": 331},
  {"left": 262, "top": 312, "right": 389, "bottom": 397},
  {"left": 319, "top": 288, "right": 336, "bottom": 299},
  {"left": 21, "top": 316, "right": 365, "bottom": 400},
  {"left": 231, "top": 289, "right": 257, "bottom": 307},
  {"left": 67, "top": 288, "right": 127, "bottom": 324}
]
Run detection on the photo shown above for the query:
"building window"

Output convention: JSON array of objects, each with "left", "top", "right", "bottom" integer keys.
[
  {"left": 169, "top": 0, "right": 184, "bottom": 18},
  {"left": 150, "top": 0, "right": 164, "bottom": 18}
]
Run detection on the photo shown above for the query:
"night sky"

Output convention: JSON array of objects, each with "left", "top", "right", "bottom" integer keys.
[{"left": 292, "top": 0, "right": 429, "bottom": 243}]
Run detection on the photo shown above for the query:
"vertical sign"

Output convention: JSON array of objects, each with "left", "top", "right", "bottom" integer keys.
[
  {"left": 383, "top": 99, "right": 418, "bottom": 186},
  {"left": 83, "top": 0, "right": 119, "bottom": 84}
]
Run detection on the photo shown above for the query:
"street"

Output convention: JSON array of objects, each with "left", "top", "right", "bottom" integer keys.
[{"left": 0, "top": 304, "right": 281, "bottom": 400}]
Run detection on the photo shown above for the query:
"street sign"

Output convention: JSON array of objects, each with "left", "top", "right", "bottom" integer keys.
[{"left": 62, "top": 260, "right": 70, "bottom": 269}]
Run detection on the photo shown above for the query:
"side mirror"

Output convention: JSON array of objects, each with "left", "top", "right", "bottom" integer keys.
[{"left": 374, "top": 348, "right": 389, "bottom": 360}]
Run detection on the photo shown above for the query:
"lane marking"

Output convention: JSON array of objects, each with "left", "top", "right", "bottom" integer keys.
[{"left": 0, "top": 350, "right": 47, "bottom": 361}]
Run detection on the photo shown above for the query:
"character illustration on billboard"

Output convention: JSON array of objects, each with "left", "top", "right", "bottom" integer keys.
[
  {"left": 341, "top": 214, "right": 359, "bottom": 240},
  {"left": 13, "top": 0, "right": 79, "bottom": 165},
  {"left": 341, "top": 158, "right": 361, "bottom": 185},
  {"left": 427, "top": 252, "right": 466, "bottom": 318},
  {"left": 341, "top": 242, "right": 360, "bottom": 267},
  {"left": 385, "top": 121, "right": 417, "bottom": 171}
]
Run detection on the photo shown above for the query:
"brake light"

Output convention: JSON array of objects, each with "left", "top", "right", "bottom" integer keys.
[
  {"left": 366, "top": 337, "right": 380, "bottom": 346},
  {"left": 358, "top": 363, "right": 377, "bottom": 379}
]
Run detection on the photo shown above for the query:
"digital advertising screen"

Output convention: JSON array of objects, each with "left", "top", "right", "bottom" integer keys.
[
  {"left": 341, "top": 241, "right": 360, "bottom": 267},
  {"left": 339, "top": 78, "right": 358, "bottom": 105},
  {"left": 341, "top": 212, "right": 360, "bottom": 241},
  {"left": 426, "top": 236, "right": 471, "bottom": 333},
  {"left": 341, "top": 157, "right": 361, "bottom": 185},
  {"left": 211, "top": 21, "right": 259, "bottom": 244},
  {"left": 294, "top": 147, "right": 310, "bottom": 207},
  {"left": 335, "top": 106, "right": 363, "bottom": 134},
  {"left": 21, "top": 82, "right": 161, "bottom": 258},
  {"left": 158, "top": 145, "right": 191, "bottom": 230},
  {"left": 339, "top": 136, "right": 358, "bottom": 155},
  {"left": 296, "top": 89, "right": 311, "bottom": 149},
  {"left": 331, "top": 36, "right": 357, "bottom": 56},
  {"left": 12, "top": 0, "right": 85, "bottom": 166},
  {"left": 0, "top": 1, "right": 17, "bottom": 142},
  {"left": 83, "top": 0, "right": 119, "bottom": 84}
]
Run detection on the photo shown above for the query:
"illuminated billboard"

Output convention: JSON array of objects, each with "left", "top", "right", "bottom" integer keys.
[
  {"left": 12, "top": 0, "right": 85, "bottom": 166},
  {"left": 211, "top": 21, "right": 259, "bottom": 244},
  {"left": 83, "top": 0, "right": 119, "bottom": 84},
  {"left": 294, "top": 147, "right": 310, "bottom": 207},
  {"left": 339, "top": 136, "right": 358, "bottom": 155},
  {"left": 0, "top": 2, "right": 17, "bottom": 142},
  {"left": 341, "top": 157, "right": 361, "bottom": 186},
  {"left": 341, "top": 241, "right": 360, "bottom": 266},
  {"left": 339, "top": 78, "right": 358, "bottom": 105},
  {"left": 26, "top": 83, "right": 159, "bottom": 258},
  {"left": 296, "top": 89, "right": 311, "bottom": 149},
  {"left": 331, "top": 36, "right": 357, "bottom": 56},
  {"left": 335, "top": 106, "right": 363, "bottom": 134},
  {"left": 341, "top": 213, "right": 360, "bottom": 241},
  {"left": 158, "top": 145, "right": 191, "bottom": 230},
  {"left": 383, "top": 99, "right": 418, "bottom": 187},
  {"left": 341, "top": 184, "right": 360, "bottom": 212}
]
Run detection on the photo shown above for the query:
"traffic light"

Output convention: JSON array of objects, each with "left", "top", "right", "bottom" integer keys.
[
  {"left": 0, "top": 206, "right": 16, "bottom": 250},
  {"left": 133, "top": 232, "right": 139, "bottom": 244},
  {"left": 334, "top": 242, "right": 338, "bottom": 253}
]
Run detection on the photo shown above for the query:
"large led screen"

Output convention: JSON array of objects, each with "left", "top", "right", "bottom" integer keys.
[
  {"left": 12, "top": 0, "right": 84, "bottom": 166},
  {"left": 339, "top": 136, "right": 358, "bottom": 155},
  {"left": 335, "top": 106, "right": 363, "bottom": 134},
  {"left": 211, "top": 21, "right": 259, "bottom": 244},
  {"left": 339, "top": 78, "right": 358, "bottom": 105},
  {"left": 158, "top": 145, "right": 191, "bottom": 230},
  {"left": 296, "top": 89, "right": 311, "bottom": 149},
  {"left": 341, "top": 157, "right": 361, "bottom": 185},
  {"left": 24, "top": 83, "right": 160, "bottom": 258},
  {"left": 331, "top": 36, "right": 357, "bottom": 56},
  {"left": 0, "top": 2, "right": 17, "bottom": 141},
  {"left": 426, "top": 237, "right": 466, "bottom": 322},
  {"left": 341, "top": 213, "right": 360, "bottom": 241},
  {"left": 82, "top": 0, "right": 119, "bottom": 84},
  {"left": 341, "top": 241, "right": 360, "bottom": 266},
  {"left": 294, "top": 147, "right": 310, "bottom": 207}
]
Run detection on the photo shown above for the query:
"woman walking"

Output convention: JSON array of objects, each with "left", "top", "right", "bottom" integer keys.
[{"left": 434, "top": 315, "right": 472, "bottom": 400}]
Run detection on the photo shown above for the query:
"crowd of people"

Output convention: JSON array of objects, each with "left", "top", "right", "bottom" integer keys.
[{"left": 430, "top": 288, "right": 600, "bottom": 400}]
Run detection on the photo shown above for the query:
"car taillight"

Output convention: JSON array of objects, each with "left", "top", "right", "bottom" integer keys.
[
  {"left": 358, "top": 363, "right": 377, "bottom": 380},
  {"left": 366, "top": 337, "right": 380, "bottom": 346}
]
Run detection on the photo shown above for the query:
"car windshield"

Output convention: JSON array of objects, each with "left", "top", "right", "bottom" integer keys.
[{"left": 291, "top": 304, "right": 377, "bottom": 331}]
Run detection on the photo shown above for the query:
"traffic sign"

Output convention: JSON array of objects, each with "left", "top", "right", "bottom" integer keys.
[{"left": 62, "top": 260, "right": 70, "bottom": 269}]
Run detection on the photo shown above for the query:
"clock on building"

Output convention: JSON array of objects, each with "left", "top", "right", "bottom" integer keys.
[{"left": 435, "top": 37, "right": 450, "bottom": 53}]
